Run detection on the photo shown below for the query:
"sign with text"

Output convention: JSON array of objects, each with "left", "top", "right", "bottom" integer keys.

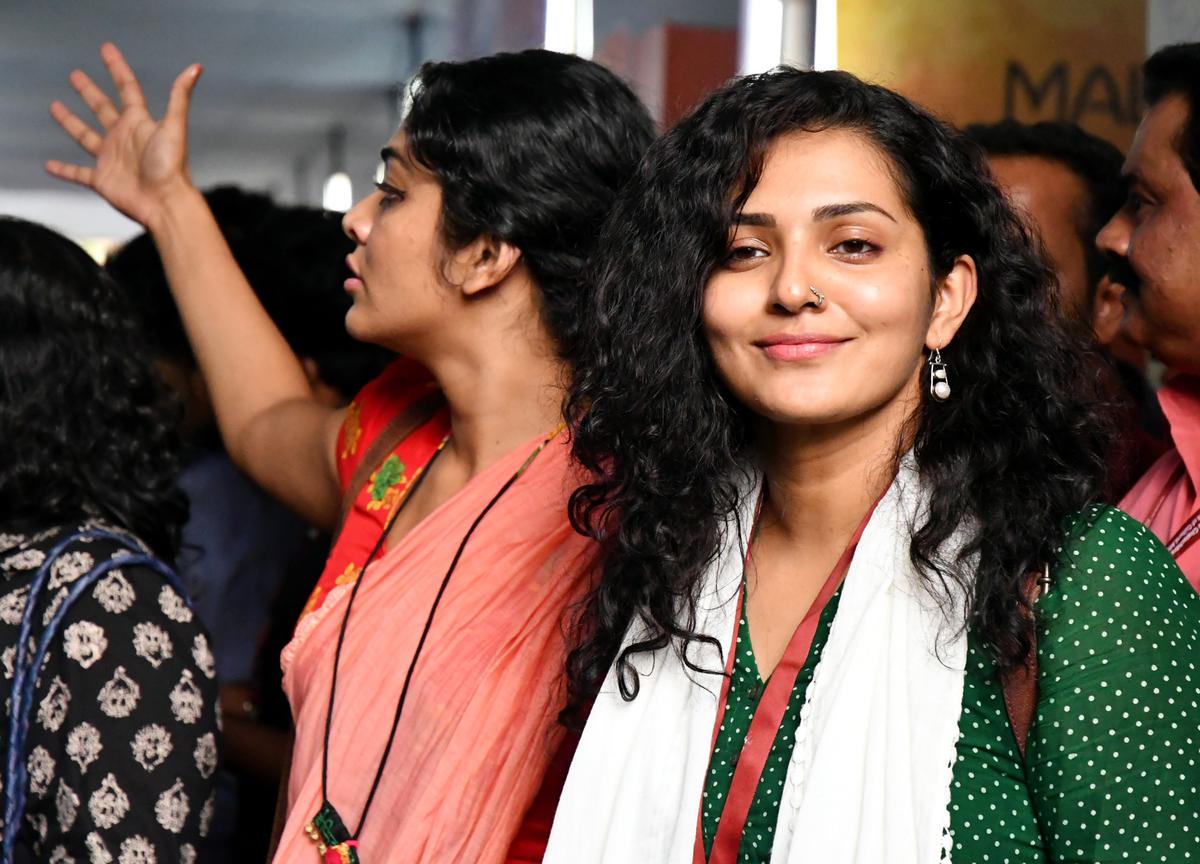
[{"left": 836, "top": 0, "right": 1146, "bottom": 149}]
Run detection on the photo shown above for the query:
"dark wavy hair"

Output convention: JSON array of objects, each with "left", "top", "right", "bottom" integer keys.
[
  {"left": 403, "top": 49, "right": 656, "bottom": 354},
  {"left": 0, "top": 217, "right": 186, "bottom": 559},
  {"left": 565, "top": 68, "right": 1115, "bottom": 716}
]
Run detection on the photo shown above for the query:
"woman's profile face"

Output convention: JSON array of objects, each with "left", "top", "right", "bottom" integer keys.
[
  {"left": 703, "top": 129, "right": 946, "bottom": 430},
  {"left": 341, "top": 132, "right": 450, "bottom": 354}
]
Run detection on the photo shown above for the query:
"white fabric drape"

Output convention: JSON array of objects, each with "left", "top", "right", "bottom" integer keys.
[{"left": 545, "top": 459, "right": 969, "bottom": 864}]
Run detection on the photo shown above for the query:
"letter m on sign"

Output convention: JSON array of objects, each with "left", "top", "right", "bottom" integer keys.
[{"left": 1004, "top": 61, "right": 1068, "bottom": 120}]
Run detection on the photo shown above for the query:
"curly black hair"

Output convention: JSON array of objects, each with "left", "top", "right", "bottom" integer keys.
[
  {"left": 564, "top": 68, "right": 1115, "bottom": 717},
  {"left": 403, "top": 49, "right": 657, "bottom": 356},
  {"left": 0, "top": 217, "right": 186, "bottom": 560}
]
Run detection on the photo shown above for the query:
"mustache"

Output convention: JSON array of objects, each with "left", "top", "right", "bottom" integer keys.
[{"left": 1104, "top": 255, "right": 1142, "bottom": 295}]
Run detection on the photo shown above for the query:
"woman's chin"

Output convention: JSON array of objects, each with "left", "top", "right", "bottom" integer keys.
[{"left": 343, "top": 305, "right": 372, "bottom": 342}]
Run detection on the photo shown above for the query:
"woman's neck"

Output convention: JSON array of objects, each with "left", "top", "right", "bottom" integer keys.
[
  {"left": 423, "top": 326, "right": 567, "bottom": 478},
  {"left": 756, "top": 395, "right": 916, "bottom": 551}
]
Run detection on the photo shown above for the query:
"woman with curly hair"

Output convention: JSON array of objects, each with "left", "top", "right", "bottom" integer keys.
[
  {"left": 45, "top": 43, "right": 654, "bottom": 864},
  {"left": 0, "top": 217, "right": 219, "bottom": 861},
  {"left": 547, "top": 69, "right": 1200, "bottom": 862}
]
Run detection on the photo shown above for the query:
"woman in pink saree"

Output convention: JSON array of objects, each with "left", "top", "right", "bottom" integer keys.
[{"left": 45, "top": 43, "right": 653, "bottom": 863}]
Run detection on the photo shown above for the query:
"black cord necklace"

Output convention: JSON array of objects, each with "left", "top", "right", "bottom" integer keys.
[{"left": 304, "top": 428, "right": 561, "bottom": 863}]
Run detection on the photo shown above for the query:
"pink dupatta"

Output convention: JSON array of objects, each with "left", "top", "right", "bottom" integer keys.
[{"left": 274, "top": 431, "right": 597, "bottom": 863}]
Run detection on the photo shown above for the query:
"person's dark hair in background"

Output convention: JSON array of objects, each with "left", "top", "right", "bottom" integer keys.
[
  {"left": 1144, "top": 42, "right": 1200, "bottom": 192},
  {"left": 1098, "top": 41, "right": 1200, "bottom": 592},
  {"left": 966, "top": 120, "right": 1169, "bottom": 497},
  {"left": 1, "top": 216, "right": 185, "bottom": 555},
  {"left": 965, "top": 120, "right": 1124, "bottom": 320},
  {"left": 105, "top": 186, "right": 392, "bottom": 430},
  {"left": 105, "top": 187, "right": 390, "bottom": 864},
  {"left": 249, "top": 203, "right": 394, "bottom": 400},
  {"left": 0, "top": 216, "right": 217, "bottom": 861}
]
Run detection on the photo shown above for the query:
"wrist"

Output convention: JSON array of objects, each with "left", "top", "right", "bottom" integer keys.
[{"left": 145, "top": 177, "right": 204, "bottom": 238}]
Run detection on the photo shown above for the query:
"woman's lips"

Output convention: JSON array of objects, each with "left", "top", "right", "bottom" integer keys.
[
  {"left": 345, "top": 254, "right": 363, "bottom": 293},
  {"left": 757, "top": 335, "right": 848, "bottom": 361}
]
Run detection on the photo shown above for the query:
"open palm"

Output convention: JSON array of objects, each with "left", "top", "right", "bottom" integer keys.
[{"left": 45, "top": 42, "right": 202, "bottom": 228}]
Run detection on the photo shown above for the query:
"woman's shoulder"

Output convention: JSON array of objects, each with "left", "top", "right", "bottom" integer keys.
[
  {"left": 0, "top": 520, "right": 201, "bottom": 633},
  {"left": 3, "top": 519, "right": 153, "bottom": 570},
  {"left": 1053, "top": 503, "right": 1182, "bottom": 588},
  {"left": 336, "top": 356, "right": 441, "bottom": 481},
  {"left": 1027, "top": 514, "right": 1200, "bottom": 861},
  {"left": 348, "top": 356, "right": 436, "bottom": 419},
  {"left": 1041, "top": 503, "right": 1200, "bottom": 651}
]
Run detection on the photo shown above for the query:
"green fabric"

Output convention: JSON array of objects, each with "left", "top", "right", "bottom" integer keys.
[
  {"left": 699, "top": 586, "right": 837, "bottom": 861},
  {"left": 700, "top": 505, "right": 1200, "bottom": 862}
]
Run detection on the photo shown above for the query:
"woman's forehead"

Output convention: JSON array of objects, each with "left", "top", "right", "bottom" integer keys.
[{"left": 746, "top": 130, "right": 907, "bottom": 212}]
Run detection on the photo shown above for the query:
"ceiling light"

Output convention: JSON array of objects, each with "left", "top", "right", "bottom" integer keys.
[{"left": 322, "top": 172, "right": 353, "bottom": 213}]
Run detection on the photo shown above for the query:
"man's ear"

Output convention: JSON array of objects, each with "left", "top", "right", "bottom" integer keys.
[
  {"left": 446, "top": 234, "right": 523, "bottom": 297},
  {"left": 1091, "top": 279, "right": 1125, "bottom": 347},
  {"left": 925, "top": 254, "right": 978, "bottom": 350}
]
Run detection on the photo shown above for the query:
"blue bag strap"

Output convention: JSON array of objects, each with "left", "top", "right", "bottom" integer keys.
[{"left": 2, "top": 529, "right": 191, "bottom": 862}]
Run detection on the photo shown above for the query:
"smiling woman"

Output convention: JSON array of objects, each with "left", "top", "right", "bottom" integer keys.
[
  {"left": 547, "top": 68, "right": 1200, "bottom": 863},
  {"left": 43, "top": 42, "right": 654, "bottom": 864}
]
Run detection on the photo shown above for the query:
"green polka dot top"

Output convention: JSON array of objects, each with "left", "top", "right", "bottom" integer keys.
[{"left": 700, "top": 505, "right": 1200, "bottom": 862}]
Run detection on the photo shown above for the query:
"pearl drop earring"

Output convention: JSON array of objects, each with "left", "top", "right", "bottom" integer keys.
[{"left": 928, "top": 348, "right": 951, "bottom": 401}]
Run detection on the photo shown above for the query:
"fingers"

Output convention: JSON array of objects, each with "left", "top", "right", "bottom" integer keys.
[
  {"left": 164, "top": 64, "right": 203, "bottom": 128},
  {"left": 49, "top": 100, "right": 103, "bottom": 157},
  {"left": 100, "top": 42, "right": 146, "bottom": 110},
  {"left": 68, "top": 69, "right": 120, "bottom": 129},
  {"left": 44, "top": 159, "right": 95, "bottom": 189}
]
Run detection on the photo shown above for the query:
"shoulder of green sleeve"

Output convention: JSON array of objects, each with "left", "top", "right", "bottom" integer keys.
[
  {"left": 1041, "top": 503, "right": 1200, "bottom": 652},
  {"left": 1026, "top": 504, "right": 1200, "bottom": 859},
  {"left": 1053, "top": 503, "right": 1180, "bottom": 590}
]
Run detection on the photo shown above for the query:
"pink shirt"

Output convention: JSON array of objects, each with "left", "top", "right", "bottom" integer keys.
[{"left": 1120, "top": 375, "right": 1200, "bottom": 591}]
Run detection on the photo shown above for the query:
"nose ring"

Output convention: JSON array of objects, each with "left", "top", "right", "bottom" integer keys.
[{"left": 809, "top": 285, "right": 825, "bottom": 306}]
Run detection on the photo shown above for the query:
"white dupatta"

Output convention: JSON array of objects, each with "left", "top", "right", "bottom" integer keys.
[{"left": 545, "top": 459, "right": 969, "bottom": 864}]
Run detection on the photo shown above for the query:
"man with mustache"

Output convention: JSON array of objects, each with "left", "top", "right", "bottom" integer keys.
[
  {"left": 1098, "top": 42, "right": 1200, "bottom": 590},
  {"left": 967, "top": 120, "right": 1167, "bottom": 496}
]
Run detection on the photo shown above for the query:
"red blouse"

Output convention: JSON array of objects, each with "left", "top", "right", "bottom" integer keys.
[{"left": 297, "top": 356, "right": 451, "bottom": 622}]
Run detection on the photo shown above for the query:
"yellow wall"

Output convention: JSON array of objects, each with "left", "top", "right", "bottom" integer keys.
[{"left": 837, "top": 0, "right": 1146, "bottom": 149}]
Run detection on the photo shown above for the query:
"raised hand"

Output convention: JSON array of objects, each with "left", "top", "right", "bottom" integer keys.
[{"left": 45, "top": 42, "right": 202, "bottom": 229}]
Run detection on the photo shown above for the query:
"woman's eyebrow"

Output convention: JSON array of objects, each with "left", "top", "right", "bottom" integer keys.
[
  {"left": 812, "top": 201, "right": 898, "bottom": 223},
  {"left": 379, "top": 146, "right": 416, "bottom": 172},
  {"left": 735, "top": 212, "right": 776, "bottom": 227}
]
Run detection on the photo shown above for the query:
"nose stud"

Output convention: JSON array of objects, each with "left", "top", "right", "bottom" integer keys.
[{"left": 786, "top": 284, "right": 825, "bottom": 307}]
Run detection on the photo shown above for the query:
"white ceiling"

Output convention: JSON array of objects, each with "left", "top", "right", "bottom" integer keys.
[
  {"left": 0, "top": 0, "right": 743, "bottom": 240},
  {"left": 0, "top": 0, "right": 456, "bottom": 206}
]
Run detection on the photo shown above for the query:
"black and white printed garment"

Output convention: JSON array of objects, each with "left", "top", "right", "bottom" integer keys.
[{"left": 0, "top": 521, "right": 220, "bottom": 864}]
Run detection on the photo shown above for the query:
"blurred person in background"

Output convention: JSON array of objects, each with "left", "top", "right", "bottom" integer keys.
[
  {"left": 1098, "top": 42, "right": 1200, "bottom": 591},
  {"left": 105, "top": 186, "right": 390, "bottom": 863},
  {"left": 0, "top": 216, "right": 219, "bottom": 862},
  {"left": 967, "top": 120, "right": 1168, "bottom": 497},
  {"left": 46, "top": 42, "right": 654, "bottom": 864}
]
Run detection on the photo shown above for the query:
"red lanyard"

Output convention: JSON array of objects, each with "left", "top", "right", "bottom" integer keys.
[
  {"left": 694, "top": 494, "right": 884, "bottom": 864},
  {"left": 1168, "top": 512, "right": 1200, "bottom": 558},
  {"left": 1144, "top": 463, "right": 1200, "bottom": 559}
]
